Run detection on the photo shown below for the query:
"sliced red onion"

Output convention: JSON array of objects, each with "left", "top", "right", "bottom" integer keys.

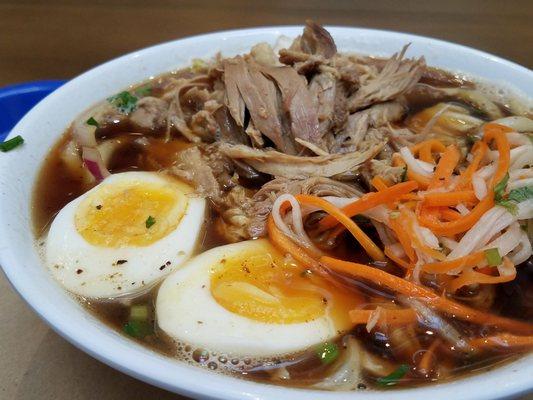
[{"left": 82, "top": 146, "right": 111, "bottom": 181}]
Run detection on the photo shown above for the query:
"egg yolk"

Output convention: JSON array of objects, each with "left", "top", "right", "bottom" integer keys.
[
  {"left": 75, "top": 178, "right": 189, "bottom": 247},
  {"left": 210, "top": 241, "right": 362, "bottom": 326}
]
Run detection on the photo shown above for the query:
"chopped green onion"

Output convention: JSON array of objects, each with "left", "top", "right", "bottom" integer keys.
[
  {"left": 86, "top": 117, "right": 99, "bottom": 127},
  {"left": 130, "top": 304, "right": 149, "bottom": 321},
  {"left": 315, "top": 342, "right": 339, "bottom": 365},
  {"left": 377, "top": 364, "right": 409, "bottom": 387},
  {"left": 493, "top": 173, "right": 509, "bottom": 202},
  {"left": 145, "top": 216, "right": 156, "bottom": 229},
  {"left": 484, "top": 248, "right": 502, "bottom": 267},
  {"left": 0, "top": 135, "right": 24, "bottom": 152},
  {"left": 508, "top": 186, "right": 533, "bottom": 203},
  {"left": 107, "top": 91, "right": 138, "bottom": 113},
  {"left": 123, "top": 320, "right": 152, "bottom": 338},
  {"left": 135, "top": 85, "right": 152, "bottom": 96},
  {"left": 497, "top": 199, "right": 518, "bottom": 215}
]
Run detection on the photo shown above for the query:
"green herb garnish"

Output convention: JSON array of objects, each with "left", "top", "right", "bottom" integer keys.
[
  {"left": 107, "top": 91, "right": 138, "bottom": 113},
  {"left": 508, "top": 186, "right": 533, "bottom": 203},
  {"left": 145, "top": 216, "right": 156, "bottom": 229},
  {"left": 130, "top": 304, "right": 149, "bottom": 321},
  {"left": 0, "top": 135, "right": 24, "bottom": 152},
  {"left": 123, "top": 320, "right": 152, "bottom": 338},
  {"left": 484, "top": 248, "right": 502, "bottom": 267},
  {"left": 377, "top": 364, "right": 409, "bottom": 387},
  {"left": 400, "top": 166, "right": 408, "bottom": 182},
  {"left": 493, "top": 173, "right": 518, "bottom": 214},
  {"left": 493, "top": 173, "right": 509, "bottom": 202},
  {"left": 493, "top": 175, "right": 532, "bottom": 215},
  {"left": 86, "top": 117, "right": 99, "bottom": 127},
  {"left": 135, "top": 85, "right": 152, "bottom": 97},
  {"left": 315, "top": 342, "right": 339, "bottom": 365}
]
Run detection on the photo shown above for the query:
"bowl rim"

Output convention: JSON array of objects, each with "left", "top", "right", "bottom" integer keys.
[{"left": 0, "top": 25, "right": 531, "bottom": 400}]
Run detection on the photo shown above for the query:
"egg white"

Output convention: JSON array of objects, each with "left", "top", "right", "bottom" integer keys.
[
  {"left": 45, "top": 171, "right": 206, "bottom": 299},
  {"left": 156, "top": 239, "right": 339, "bottom": 358}
]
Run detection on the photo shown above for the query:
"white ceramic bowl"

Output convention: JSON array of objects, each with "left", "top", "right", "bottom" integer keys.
[{"left": 0, "top": 26, "right": 531, "bottom": 400}]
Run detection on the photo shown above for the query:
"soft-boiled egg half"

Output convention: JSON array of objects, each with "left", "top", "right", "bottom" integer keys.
[
  {"left": 45, "top": 171, "right": 206, "bottom": 298},
  {"left": 157, "top": 239, "right": 362, "bottom": 357}
]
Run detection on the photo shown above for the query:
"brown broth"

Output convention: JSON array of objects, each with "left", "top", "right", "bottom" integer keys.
[{"left": 32, "top": 68, "right": 532, "bottom": 391}]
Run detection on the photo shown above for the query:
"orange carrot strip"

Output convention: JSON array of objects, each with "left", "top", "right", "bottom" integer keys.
[
  {"left": 418, "top": 194, "right": 494, "bottom": 236},
  {"left": 422, "top": 252, "right": 485, "bottom": 274},
  {"left": 429, "top": 144, "right": 460, "bottom": 188},
  {"left": 371, "top": 176, "right": 389, "bottom": 191},
  {"left": 349, "top": 308, "right": 417, "bottom": 326},
  {"left": 320, "top": 256, "right": 533, "bottom": 334},
  {"left": 457, "top": 141, "right": 488, "bottom": 189},
  {"left": 389, "top": 216, "right": 416, "bottom": 262},
  {"left": 418, "top": 339, "right": 441, "bottom": 376},
  {"left": 319, "top": 181, "right": 418, "bottom": 230},
  {"left": 483, "top": 123, "right": 512, "bottom": 187},
  {"left": 439, "top": 208, "right": 462, "bottom": 221},
  {"left": 470, "top": 334, "right": 533, "bottom": 349},
  {"left": 419, "top": 139, "right": 447, "bottom": 163},
  {"left": 384, "top": 246, "right": 411, "bottom": 269},
  {"left": 399, "top": 193, "right": 421, "bottom": 201},
  {"left": 423, "top": 190, "right": 478, "bottom": 207},
  {"left": 401, "top": 208, "right": 446, "bottom": 261},
  {"left": 448, "top": 269, "right": 516, "bottom": 293},
  {"left": 296, "top": 195, "right": 385, "bottom": 261},
  {"left": 267, "top": 216, "right": 323, "bottom": 271}
]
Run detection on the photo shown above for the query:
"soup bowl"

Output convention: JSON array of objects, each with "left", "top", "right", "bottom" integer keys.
[{"left": 0, "top": 26, "right": 531, "bottom": 400}]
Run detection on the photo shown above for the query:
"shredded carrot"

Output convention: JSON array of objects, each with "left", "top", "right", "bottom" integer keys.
[
  {"left": 296, "top": 195, "right": 386, "bottom": 262},
  {"left": 389, "top": 215, "right": 416, "bottom": 262},
  {"left": 483, "top": 123, "right": 511, "bottom": 187},
  {"left": 418, "top": 194, "right": 494, "bottom": 236},
  {"left": 371, "top": 176, "right": 389, "bottom": 191},
  {"left": 319, "top": 181, "right": 418, "bottom": 230},
  {"left": 422, "top": 252, "right": 485, "bottom": 274},
  {"left": 384, "top": 246, "right": 411, "bottom": 269},
  {"left": 457, "top": 141, "right": 488, "bottom": 189},
  {"left": 399, "top": 193, "right": 421, "bottom": 201},
  {"left": 418, "top": 339, "right": 441, "bottom": 376},
  {"left": 470, "top": 334, "right": 533, "bottom": 349},
  {"left": 429, "top": 144, "right": 460, "bottom": 188},
  {"left": 401, "top": 207, "right": 446, "bottom": 261},
  {"left": 417, "top": 139, "right": 446, "bottom": 163},
  {"left": 320, "top": 256, "right": 533, "bottom": 334},
  {"left": 423, "top": 190, "right": 478, "bottom": 207},
  {"left": 267, "top": 216, "right": 323, "bottom": 272},
  {"left": 448, "top": 268, "right": 516, "bottom": 293},
  {"left": 349, "top": 308, "right": 417, "bottom": 326},
  {"left": 439, "top": 208, "right": 462, "bottom": 221}
]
